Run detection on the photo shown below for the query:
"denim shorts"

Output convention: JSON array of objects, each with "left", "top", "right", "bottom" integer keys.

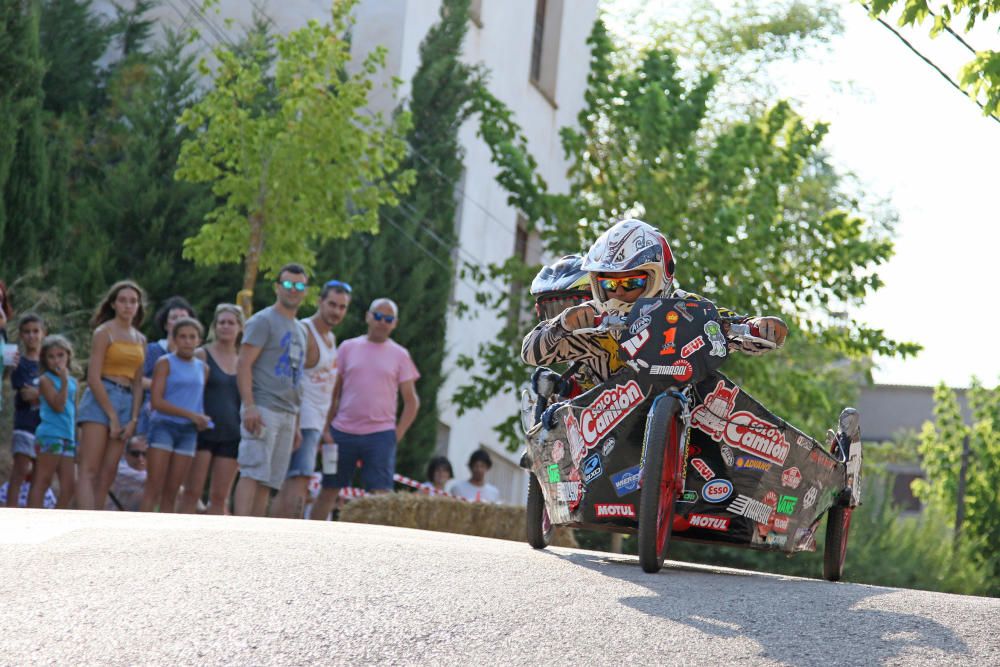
[
  {"left": 320, "top": 428, "right": 396, "bottom": 491},
  {"left": 286, "top": 428, "right": 322, "bottom": 478},
  {"left": 77, "top": 379, "right": 134, "bottom": 427},
  {"left": 148, "top": 419, "right": 198, "bottom": 457},
  {"left": 11, "top": 430, "right": 36, "bottom": 459},
  {"left": 37, "top": 436, "right": 76, "bottom": 458}
]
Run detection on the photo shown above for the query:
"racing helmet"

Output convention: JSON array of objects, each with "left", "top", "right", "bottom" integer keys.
[
  {"left": 581, "top": 218, "right": 675, "bottom": 314},
  {"left": 530, "top": 254, "right": 592, "bottom": 321}
]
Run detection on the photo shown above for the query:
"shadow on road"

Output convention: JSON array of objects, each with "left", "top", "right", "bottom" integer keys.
[{"left": 549, "top": 550, "right": 971, "bottom": 664}]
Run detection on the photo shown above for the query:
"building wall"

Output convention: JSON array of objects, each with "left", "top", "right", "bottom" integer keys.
[
  {"left": 857, "top": 384, "right": 970, "bottom": 443},
  {"left": 856, "top": 383, "right": 972, "bottom": 513}
]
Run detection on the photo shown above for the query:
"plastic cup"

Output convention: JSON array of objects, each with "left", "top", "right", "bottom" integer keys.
[
  {"left": 2, "top": 344, "right": 17, "bottom": 366},
  {"left": 321, "top": 443, "right": 338, "bottom": 475}
]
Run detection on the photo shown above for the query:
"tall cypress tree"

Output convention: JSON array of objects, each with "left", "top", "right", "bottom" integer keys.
[
  {"left": 2, "top": 0, "right": 48, "bottom": 274},
  {"left": 318, "top": 0, "right": 478, "bottom": 478}
]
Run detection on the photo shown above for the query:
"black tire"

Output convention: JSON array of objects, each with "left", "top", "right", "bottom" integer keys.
[
  {"left": 526, "top": 472, "right": 553, "bottom": 549},
  {"left": 823, "top": 505, "right": 853, "bottom": 581},
  {"left": 638, "top": 397, "right": 682, "bottom": 574}
]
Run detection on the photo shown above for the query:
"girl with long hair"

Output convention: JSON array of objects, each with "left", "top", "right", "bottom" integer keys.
[
  {"left": 29, "top": 335, "right": 79, "bottom": 509},
  {"left": 179, "top": 304, "right": 244, "bottom": 515},
  {"left": 76, "top": 280, "right": 147, "bottom": 510}
]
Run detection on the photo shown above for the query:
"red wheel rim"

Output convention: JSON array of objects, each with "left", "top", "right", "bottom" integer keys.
[{"left": 656, "top": 417, "right": 679, "bottom": 554}]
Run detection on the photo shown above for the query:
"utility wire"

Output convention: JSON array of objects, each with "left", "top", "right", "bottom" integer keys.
[
  {"left": 925, "top": 7, "right": 981, "bottom": 56},
  {"left": 862, "top": 3, "right": 1000, "bottom": 125}
]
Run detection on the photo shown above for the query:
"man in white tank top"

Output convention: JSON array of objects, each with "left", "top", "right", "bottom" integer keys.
[{"left": 275, "top": 281, "right": 351, "bottom": 518}]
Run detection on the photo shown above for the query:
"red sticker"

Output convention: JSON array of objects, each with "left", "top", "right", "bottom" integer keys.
[
  {"left": 781, "top": 466, "right": 802, "bottom": 489},
  {"left": 666, "top": 311, "right": 679, "bottom": 324}
]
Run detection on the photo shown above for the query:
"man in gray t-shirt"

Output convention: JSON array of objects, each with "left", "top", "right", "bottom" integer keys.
[{"left": 234, "top": 263, "right": 309, "bottom": 516}]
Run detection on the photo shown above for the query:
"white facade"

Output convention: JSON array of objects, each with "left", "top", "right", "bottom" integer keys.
[{"left": 116, "top": 0, "right": 599, "bottom": 503}]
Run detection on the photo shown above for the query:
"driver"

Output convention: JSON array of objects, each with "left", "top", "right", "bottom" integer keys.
[{"left": 521, "top": 218, "right": 788, "bottom": 382}]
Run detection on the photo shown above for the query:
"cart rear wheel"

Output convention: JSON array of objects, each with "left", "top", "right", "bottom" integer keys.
[
  {"left": 823, "top": 505, "right": 852, "bottom": 581},
  {"left": 638, "top": 397, "right": 682, "bottom": 573},
  {"left": 526, "top": 472, "right": 553, "bottom": 549}
]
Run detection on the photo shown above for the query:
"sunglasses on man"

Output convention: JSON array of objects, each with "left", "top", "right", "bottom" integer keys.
[
  {"left": 127, "top": 448, "right": 147, "bottom": 459},
  {"left": 324, "top": 279, "right": 352, "bottom": 294},
  {"left": 597, "top": 274, "right": 647, "bottom": 292},
  {"left": 370, "top": 311, "right": 396, "bottom": 324},
  {"left": 279, "top": 280, "right": 308, "bottom": 292}
]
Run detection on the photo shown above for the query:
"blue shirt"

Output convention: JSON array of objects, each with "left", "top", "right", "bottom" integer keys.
[
  {"left": 36, "top": 372, "right": 77, "bottom": 442},
  {"left": 151, "top": 353, "right": 205, "bottom": 425},
  {"left": 11, "top": 357, "right": 41, "bottom": 432}
]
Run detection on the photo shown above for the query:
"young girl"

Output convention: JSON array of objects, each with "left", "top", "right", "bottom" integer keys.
[
  {"left": 29, "top": 335, "right": 78, "bottom": 509},
  {"left": 7, "top": 313, "right": 46, "bottom": 507},
  {"left": 136, "top": 296, "right": 197, "bottom": 441},
  {"left": 179, "top": 304, "right": 243, "bottom": 515},
  {"left": 141, "top": 318, "right": 210, "bottom": 512},
  {"left": 76, "top": 280, "right": 147, "bottom": 510}
]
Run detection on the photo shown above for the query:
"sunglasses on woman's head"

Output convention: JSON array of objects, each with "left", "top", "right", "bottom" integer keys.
[
  {"left": 370, "top": 311, "right": 396, "bottom": 323},
  {"left": 325, "top": 279, "right": 352, "bottom": 294},
  {"left": 279, "top": 280, "right": 308, "bottom": 292},
  {"left": 597, "top": 274, "right": 647, "bottom": 292}
]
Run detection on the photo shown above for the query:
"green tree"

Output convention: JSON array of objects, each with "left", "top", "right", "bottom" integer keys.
[
  {"left": 0, "top": 1, "right": 37, "bottom": 225},
  {"left": 2, "top": 0, "right": 49, "bottom": 275},
  {"left": 866, "top": 1, "right": 1000, "bottom": 117},
  {"left": 38, "top": 0, "right": 114, "bottom": 115},
  {"left": 455, "top": 17, "right": 917, "bottom": 448},
  {"left": 316, "top": 0, "right": 480, "bottom": 476},
  {"left": 175, "top": 0, "right": 414, "bottom": 306},
  {"left": 62, "top": 29, "right": 242, "bottom": 318},
  {"left": 916, "top": 380, "right": 1000, "bottom": 595}
]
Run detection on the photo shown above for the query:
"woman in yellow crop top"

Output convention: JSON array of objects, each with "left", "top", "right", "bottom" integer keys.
[{"left": 76, "top": 280, "right": 147, "bottom": 510}]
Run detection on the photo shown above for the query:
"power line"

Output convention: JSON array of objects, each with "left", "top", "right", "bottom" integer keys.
[
  {"left": 862, "top": 3, "right": 1000, "bottom": 126},
  {"left": 925, "top": 7, "right": 980, "bottom": 56}
]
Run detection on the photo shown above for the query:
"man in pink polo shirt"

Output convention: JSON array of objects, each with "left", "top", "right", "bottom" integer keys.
[{"left": 310, "top": 297, "right": 420, "bottom": 520}]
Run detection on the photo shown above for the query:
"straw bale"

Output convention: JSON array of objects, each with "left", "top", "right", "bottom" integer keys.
[{"left": 339, "top": 493, "right": 577, "bottom": 548}]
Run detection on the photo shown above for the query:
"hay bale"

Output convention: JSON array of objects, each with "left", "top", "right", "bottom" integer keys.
[{"left": 339, "top": 493, "right": 577, "bottom": 548}]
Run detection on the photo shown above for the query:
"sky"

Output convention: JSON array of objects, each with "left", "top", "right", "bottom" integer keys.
[{"left": 604, "top": 0, "right": 1000, "bottom": 389}]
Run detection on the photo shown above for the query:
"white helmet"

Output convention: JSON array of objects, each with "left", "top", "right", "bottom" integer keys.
[{"left": 581, "top": 218, "right": 675, "bottom": 314}]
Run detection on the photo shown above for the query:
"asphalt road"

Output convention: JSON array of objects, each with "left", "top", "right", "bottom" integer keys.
[{"left": 1, "top": 509, "right": 997, "bottom": 666}]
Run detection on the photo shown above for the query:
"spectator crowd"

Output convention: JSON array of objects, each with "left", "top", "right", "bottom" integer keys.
[{"left": 0, "top": 267, "right": 504, "bottom": 518}]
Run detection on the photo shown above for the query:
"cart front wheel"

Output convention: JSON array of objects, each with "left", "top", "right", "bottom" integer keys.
[
  {"left": 526, "top": 472, "right": 553, "bottom": 549},
  {"left": 638, "top": 396, "right": 682, "bottom": 573},
  {"left": 823, "top": 505, "right": 853, "bottom": 581}
]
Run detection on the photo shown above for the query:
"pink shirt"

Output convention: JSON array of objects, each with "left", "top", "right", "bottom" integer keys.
[{"left": 332, "top": 336, "right": 420, "bottom": 435}]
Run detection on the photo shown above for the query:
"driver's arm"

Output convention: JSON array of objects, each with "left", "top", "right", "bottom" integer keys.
[{"left": 520, "top": 303, "right": 612, "bottom": 378}]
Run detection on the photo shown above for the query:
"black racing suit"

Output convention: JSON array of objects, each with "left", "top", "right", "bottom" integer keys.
[{"left": 520, "top": 289, "right": 752, "bottom": 387}]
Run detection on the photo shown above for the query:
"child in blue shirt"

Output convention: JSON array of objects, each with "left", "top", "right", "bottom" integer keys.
[{"left": 29, "top": 335, "right": 78, "bottom": 509}]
